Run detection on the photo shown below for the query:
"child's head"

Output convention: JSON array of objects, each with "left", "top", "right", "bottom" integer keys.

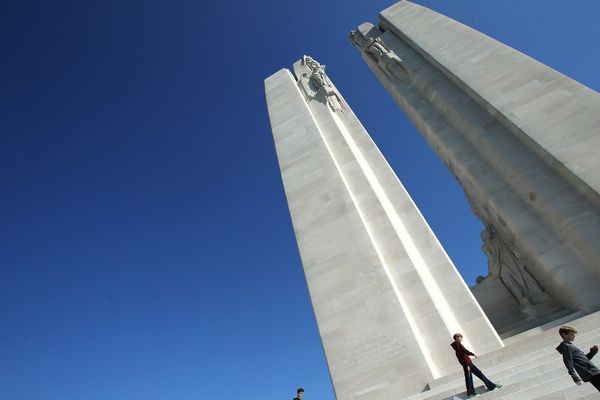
[
  {"left": 559, "top": 325, "right": 577, "bottom": 341},
  {"left": 453, "top": 333, "right": 463, "bottom": 341}
]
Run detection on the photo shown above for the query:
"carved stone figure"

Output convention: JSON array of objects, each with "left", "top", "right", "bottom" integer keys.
[
  {"left": 349, "top": 30, "right": 408, "bottom": 81},
  {"left": 311, "top": 64, "right": 328, "bottom": 90},
  {"left": 349, "top": 29, "right": 370, "bottom": 49},
  {"left": 302, "top": 55, "right": 330, "bottom": 90},
  {"left": 481, "top": 228, "right": 548, "bottom": 317},
  {"left": 301, "top": 55, "right": 344, "bottom": 113},
  {"left": 302, "top": 55, "right": 319, "bottom": 70}
]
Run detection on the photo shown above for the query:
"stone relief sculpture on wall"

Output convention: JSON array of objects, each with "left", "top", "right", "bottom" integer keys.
[
  {"left": 349, "top": 29, "right": 408, "bottom": 82},
  {"left": 302, "top": 55, "right": 327, "bottom": 88},
  {"left": 300, "top": 55, "right": 345, "bottom": 113},
  {"left": 480, "top": 227, "right": 550, "bottom": 318},
  {"left": 464, "top": 192, "right": 557, "bottom": 322}
]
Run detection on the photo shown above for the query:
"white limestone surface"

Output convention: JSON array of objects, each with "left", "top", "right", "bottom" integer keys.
[
  {"left": 351, "top": 2, "right": 600, "bottom": 329},
  {"left": 265, "top": 58, "right": 502, "bottom": 400},
  {"left": 379, "top": 1, "right": 600, "bottom": 203}
]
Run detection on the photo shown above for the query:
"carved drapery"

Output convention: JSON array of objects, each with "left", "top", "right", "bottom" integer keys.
[
  {"left": 300, "top": 55, "right": 345, "bottom": 113},
  {"left": 480, "top": 227, "right": 550, "bottom": 317},
  {"left": 466, "top": 193, "right": 553, "bottom": 318},
  {"left": 349, "top": 30, "right": 408, "bottom": 82}
]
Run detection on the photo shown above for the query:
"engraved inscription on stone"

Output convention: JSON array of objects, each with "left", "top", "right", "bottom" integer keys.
[{"left": 328, "top": 333, "right": 406, "bottom": 378}]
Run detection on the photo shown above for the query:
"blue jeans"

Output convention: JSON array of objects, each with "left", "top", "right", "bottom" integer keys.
[{"left": 463, "top": 364, "right": 496, "bottom": 395}]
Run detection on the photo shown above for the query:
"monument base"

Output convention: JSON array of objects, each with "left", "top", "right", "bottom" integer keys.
[
  {"left": 471, "top": 277, "right": 572, "bottom": 339},
  {"left": 393, "top": 311, "right": 600, "bottom": 400}
]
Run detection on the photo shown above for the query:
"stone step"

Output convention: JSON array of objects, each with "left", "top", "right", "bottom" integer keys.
[
  {"left": 433, "top": 365, "right": 566, "bottom": 399},
  {"left": 440, "top": 357, "right": 597, "bottom": 399},
  {"left": 436, "top": 332, "right": 600, "bottom": 398},
  {"left": 416, "top": 351, "right": 563, "bottom": 399},
  {"left": 441, "top": 367, "right": 572, "bottom": 399},
  {"left": 466, "top": 332, "right": 600, "bottom": 387},
  {"left": 502, "top": 311, "right": 587, "bottom": 346},
  {"left": 405, "top": 356, "right": 565, "bottom": 399},
  {"left": 422, "top": 361, "right": 598, "bottom": 400},
  {"left": 499, "top": 374, "right": 596, "bottom": 400},
  {"left": 478, "top": 326, "right": 600, "bottom": 372},
  {"left": 429, "top": 312, "right": 600, "bottom": 390},
  {"left": 403, "top": 319, "right": 600, "bottom": 400},
  {"left": 533, "top": 381, "right": 599, "bottom": 400},
  {"left": 499, "top": 309, "right": 574, "bottom": 340},
  {"left": 482, "top": 312, "right": 600, "bottom": 363}
]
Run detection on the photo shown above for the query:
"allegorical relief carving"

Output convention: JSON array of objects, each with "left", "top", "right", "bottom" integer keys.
[
  {"left": 300, "top": 55, "right": 345, "bottom": 113},
  {"left": 464, "top": 191, "right": 557, "bottom": 319},
  {"left": 481, "top": 227, "right": 550, "bottom": 318},
  {"left": 349, "top": 29, "right": 408, "bottom": 82}
]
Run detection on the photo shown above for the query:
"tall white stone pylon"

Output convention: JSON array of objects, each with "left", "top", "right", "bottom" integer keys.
[
  {"left": 265, "top": 56, "right": 502, "bottom": 400},
  {"left": 350, "top": 1, "right": 600, "bottom": 335}
]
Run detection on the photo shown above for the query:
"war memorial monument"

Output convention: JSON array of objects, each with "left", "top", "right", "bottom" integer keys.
[{"left": 265, "top": 1, "right": 600, "bottom": 399}]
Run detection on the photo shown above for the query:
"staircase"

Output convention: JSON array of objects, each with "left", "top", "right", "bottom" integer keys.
[
  {"left": 497, "top": 307, "right": 574, "bottom": 340},
  {"left": 401, "top": 311, "right": 600, "bottom": 399}
]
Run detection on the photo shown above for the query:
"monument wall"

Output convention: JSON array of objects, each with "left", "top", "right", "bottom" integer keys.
[
  {"left": 351, "top": 1, "right": 600, "bottom": 334},
  {"left": 265, "top": 56, "right": 502, "bottom": 399}
]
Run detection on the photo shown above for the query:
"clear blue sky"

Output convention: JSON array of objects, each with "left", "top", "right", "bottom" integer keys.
[{"left": 1, "top": 1, "right": 599, "bottom": 399}]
